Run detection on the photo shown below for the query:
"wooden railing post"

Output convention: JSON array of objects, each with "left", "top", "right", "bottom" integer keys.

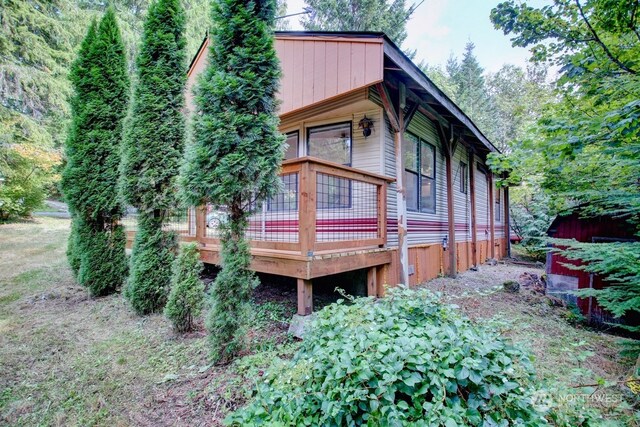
[
  {"left": 377, "top": 182, "right": 387, "bottom": 246},
  {"left": 299, "top": 162, "right": 317, "bottom": 256},
  {"left": 195, "top": 205, "right": 206, "bottom": 244}
]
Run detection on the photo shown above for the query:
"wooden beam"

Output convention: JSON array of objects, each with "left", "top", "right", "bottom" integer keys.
[
  {"left": 297, "top": 279, "right": 313, "bottom": 316},
  {"left": 468, "top": 151, "right": 478, "bottom": 267},
  {"left": 504, "top": 185, "right": 511, "bottom": 258},
  {"left": 488, "top": 173, "right": 495, "bottom": 260},
  {"left": 299, "top": 162, "right": 317, "bottom": 256},
  {"left": 402, "top": 101, "right": 419, "bottom": 132},
  {"left": 395, "top": 82, "right": 410, "bottom": 286},
  {"left": 375, "top": 82, "right": 400, "bottom": 131},
  {"left": 444, "top": 145, "right": 457, "bottom": 277},
  {"left": 367, "top": 267, "right": 378, "bottom": 297}
]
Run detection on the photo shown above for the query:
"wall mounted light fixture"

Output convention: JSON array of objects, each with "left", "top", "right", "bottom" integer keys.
[{"left": 358, "top": 115, "right": 374, "bottom": 138}]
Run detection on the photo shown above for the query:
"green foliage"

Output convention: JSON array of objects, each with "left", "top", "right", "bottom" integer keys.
[
  {"left": 61, "top": 9, "right": 129, "bottom": 295},
  {"left": 0, "top": 0, "right": 210, "bottom": 218},
  {"left": 181, "top": 0, "right": 285, "bottom": 363},
  {"left": 492, "top": 0, "right": 640, "bottom": 334},
  {"left": 165, "top": 243, "right": 205, "bottom": 333},
  {"left": 206, "top": 220, "right": 260, "bottom": 364},
  {"left": 121, "top": 0, "right": 187, "bottom": 313},
  {"left": 301, "top": 0, "right": 416, "bottom": 45},
  {"left": 125, "top": 215, "right": 177, "bottom": 314},
  {"left": 227, "top": 288, "right": 549, "bottom": 426},
  {"left": 120, "top": 0, "right": 186, "bottom": 213},
  {"left": 76, "top": 223, "right": 129, "bottom": 296}
]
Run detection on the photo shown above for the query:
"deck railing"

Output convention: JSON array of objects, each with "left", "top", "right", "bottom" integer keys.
[{"left": 124, "top": 157, "right": 391, "bottom": 255}]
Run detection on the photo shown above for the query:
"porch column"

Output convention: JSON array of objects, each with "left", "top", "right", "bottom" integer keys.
[
  {"left": 297, "top": 278, "right": 313, "bottom": 315},
  {"left": 488, "top": 173, "right": 495, "bottom": 260},
  {"left": 437, "top": 123, "right": 458, "bottom": 277},
  {"left": 375, "top": 82, "right": 418, "bottom": 286},
  {"left": 504, "top": 184, "right": 511, "bottom": 258},
  {"left": 468, "top": 151, "right": 478, "bottom": 267}
]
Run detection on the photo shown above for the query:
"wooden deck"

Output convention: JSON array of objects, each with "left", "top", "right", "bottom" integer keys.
[{"left": 124, "top": 157, "right": 395, "bottom": 315}]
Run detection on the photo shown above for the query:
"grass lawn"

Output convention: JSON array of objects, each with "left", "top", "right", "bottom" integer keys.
[{"left": 0, "top": 218, "right": 636, "bottom": 425}]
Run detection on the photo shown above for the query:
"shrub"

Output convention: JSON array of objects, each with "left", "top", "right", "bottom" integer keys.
[
  {"left": 227, "top": 287, "right": 547, "bottom": 426},
  {"left": 165, "top": 243, "right": 205, "bottom": 333}
]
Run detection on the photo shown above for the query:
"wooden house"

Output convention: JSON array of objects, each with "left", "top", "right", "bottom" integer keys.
[
  {"left": 126, "top": 31, "right": 509, "bottom": 316},
  {"left": 546, "top": 211, "right": 637, "bottom": 324}
]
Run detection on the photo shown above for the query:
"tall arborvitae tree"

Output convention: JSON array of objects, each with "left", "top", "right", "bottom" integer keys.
[
  {"left": 121, "top": 0, "right": 187, "bottom": 315},
  {"left": 181, "top": 0, "right": 285, "bottom": 363},
  {"left": 64, "top": 20, "right": 97, "bottom": 277},
  {"left": 61, "top": 9, "right": 129, "bottom": 296}
]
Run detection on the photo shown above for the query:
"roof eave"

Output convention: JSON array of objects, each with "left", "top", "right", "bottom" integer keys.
[{"left": 381, "top": 41, "right": 499, "bottom": 154}]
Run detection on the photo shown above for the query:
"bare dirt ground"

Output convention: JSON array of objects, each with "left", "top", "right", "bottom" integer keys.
[{"left": 0, "top": 218, "right": 636, "bottom": 425}]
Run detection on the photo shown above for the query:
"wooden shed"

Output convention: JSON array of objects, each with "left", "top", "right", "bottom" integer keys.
[
  {"left": 546, "top": 211, "right": 638, "bottom": 324},
  {"left": 125, "top": 31, "right": 510, "bottom": 315}
]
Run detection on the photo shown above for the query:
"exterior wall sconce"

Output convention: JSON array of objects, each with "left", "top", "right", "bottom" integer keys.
[
  {"left": 358, "top": 116, "right": 374, "bottom": 138},
  {"left": 442, "top": 235, "right": 448, "bottom": 251}
]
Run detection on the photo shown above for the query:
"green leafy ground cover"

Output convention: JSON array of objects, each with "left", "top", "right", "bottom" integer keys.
[{"left": 0, "top": 218, "right": 635, "bottom": 425}]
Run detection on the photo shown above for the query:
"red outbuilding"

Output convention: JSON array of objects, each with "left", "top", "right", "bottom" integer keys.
[{"left": 546, "top": 210, "right": 638, "bottom": 325}]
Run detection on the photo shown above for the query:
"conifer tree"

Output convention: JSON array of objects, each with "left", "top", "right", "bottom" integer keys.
[
  {"left": 61, "top": 9, "right": 129, "bottom": 296},
  {"left": 181, "top": 0, "right": 285, "bottom": 363},
  {"left": 165, "top": 243, "right": 205, "bottom": 333},
  {"left": 121, "top": 0, "right": 187, "bottom": 314}
]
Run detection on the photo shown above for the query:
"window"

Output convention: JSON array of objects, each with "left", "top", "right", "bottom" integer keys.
[
  {"left": 308, "top": 122, "right": 352, "bottom": 209},
  {"left": 307, "top": 122, "right": 352, "bottom": 166},
  {"left": 268, "top": 173, "right": 298, "bottom": 211},
  {"left": 459, "top": 162, "right": 467, "bottom": 194},
  {"left": 404, "top": 133, "right": 436, "bottom": 213},
  {"left": 495, "top": 186, "right": 501, "bottom": 221},
  {"left": 284, "top": 131, "right": 299, "bottom": 160}
]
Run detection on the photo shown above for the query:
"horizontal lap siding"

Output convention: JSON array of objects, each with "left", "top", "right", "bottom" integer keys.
[
  {"left": 453, "top": 146, "right": 471, "bottom": 243},
  {"left": 475, "top": 163, "right": 489, "bottom": 242},
  {"left": 404, "top": 112, "right": 449, "bottom": 245}
]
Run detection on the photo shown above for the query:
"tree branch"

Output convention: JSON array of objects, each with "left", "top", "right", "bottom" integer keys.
[{"left": 575, "top": 0, "right": 637, "bottom": 74}]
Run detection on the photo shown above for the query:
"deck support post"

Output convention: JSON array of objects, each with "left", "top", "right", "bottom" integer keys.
[
  {"left": 488, "top": 173, "right": 496, "bottom": 260},
  {"left": 469, "top": 151, "right": 478, "bottom": 267},
  {"left": 297, "top": 278, "right": 313, "bottom": 316},
  {"left": 437, "top": 123, "right": 458, "bottom": 277},
  {"left": 367, "top": 266, "right": 378, "bottom": 297},
  {"left": 375, "top": 82, "right": 417, "bottom": 286}
]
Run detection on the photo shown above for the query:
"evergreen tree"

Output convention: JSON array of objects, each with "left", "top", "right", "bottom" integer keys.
[
  {"left": 0, "top": 0, "right": 210, "bottom": 220},
  {"left": 446, "top": 42, "right": 497, "bottom": 144},
  {"left": 121, "top": 0, "right": 187, "bottom": 314},
  {"left": 181, "top": 0, "right": 285, "bottom": 363},
  {"left": 61, "top": 9, "right": 129, "bottom": 296},
  {"left": 301, "top": 0, "right": 416, "bottom": 45},
  {"left": 164, "top": 243, "right": 205, "bottom": 333}
]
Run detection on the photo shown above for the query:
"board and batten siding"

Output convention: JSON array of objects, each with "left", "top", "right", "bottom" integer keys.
[
  {"left": 186, "top": 36, "right": 384, "bottom": 117},
  {"left": 275, "top": 36, "right": 384, "bottom": 115}
]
